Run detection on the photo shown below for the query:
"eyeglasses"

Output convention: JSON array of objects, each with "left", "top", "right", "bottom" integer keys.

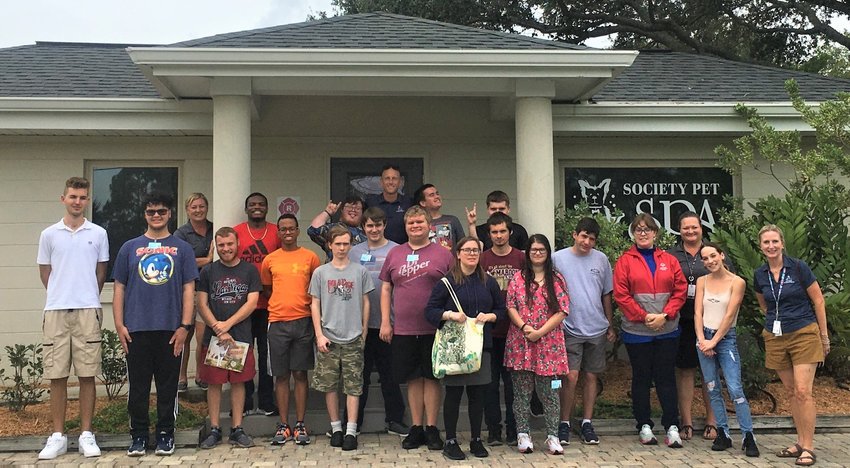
[
  {"left": 459, "top": 248, "right": 481, "bottom": 255},
  {"left": 634, "top": 227, "right": 654, "bottom": 234},
  {"left": 279, "top": 227, "right": 298, "bottom": 233},
  {"left": 145, "top": 209, "right": 169, "bottom": 217},
  {"left": 529, "top": 248, "right": 547, "bottom": 254}
]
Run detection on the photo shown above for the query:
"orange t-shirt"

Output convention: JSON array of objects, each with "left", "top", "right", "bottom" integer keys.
[{"left": 261, "top": 247, "right": 320, "bottom": 323}]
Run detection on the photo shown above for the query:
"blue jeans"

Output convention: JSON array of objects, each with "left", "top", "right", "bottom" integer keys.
[{"left": 696, "top": 328, "right": 753, "bottom": 435}]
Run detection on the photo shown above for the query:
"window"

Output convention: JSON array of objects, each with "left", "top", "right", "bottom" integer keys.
[{"left": 91, "top": 165, "right": 179, "bottom": 280}]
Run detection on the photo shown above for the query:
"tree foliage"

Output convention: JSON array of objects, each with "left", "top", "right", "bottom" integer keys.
[
  {"left": 331, "top": 0, "right": 850, "bottom": 69},
  {"left": 712, "top": 79, "right": 850, "bottom": 383}
]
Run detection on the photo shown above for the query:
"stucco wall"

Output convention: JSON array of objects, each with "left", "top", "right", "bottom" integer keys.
[{"left": 0, "top": 96, "right": 794, "bottom": 376}]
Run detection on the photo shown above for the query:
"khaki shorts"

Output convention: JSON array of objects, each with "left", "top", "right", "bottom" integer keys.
[
  {"left": 42, "top": 308, "right": 103, "bottom": 379},
  {"left": 763, "top": 322, "right": 824, "bottom": 370},
  {"left": 311, "top": 339, "right": 364, "bottom": 396}
]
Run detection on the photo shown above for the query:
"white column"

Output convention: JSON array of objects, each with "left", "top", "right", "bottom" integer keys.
[
  {"left": 515, "top": 80, "right": 555, "bottom": 241},
  {"left": 211, "top": 79, "right": 252, "bottom": 229}
]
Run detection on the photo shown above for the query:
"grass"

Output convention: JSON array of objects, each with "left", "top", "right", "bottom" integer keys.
[{"left": 65, "top": 399, "right": 204, "bottom": 434}]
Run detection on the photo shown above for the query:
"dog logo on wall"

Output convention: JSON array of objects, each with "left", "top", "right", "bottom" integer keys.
[{"left": 577, "top": 179, "right": 623, "bottom": 223}]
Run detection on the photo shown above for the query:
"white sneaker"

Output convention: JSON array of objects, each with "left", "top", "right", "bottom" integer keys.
[
  {"left": 545, "top": 435, "right": 563, "bottom": 455},
  {"left": 665, "top": 425, "right": 683, "bottom": 448},
  {"left": 78, "top": 431, "right": 101, "bottom": 457},
  {"left": 38, "top": 432, "right": 67, "bottom": 460},
  {"left": 517, "top": 432, "right": 534, "bottom": 453},
  {"left": 639, "top": 424, "right": 657, "bottom": 445}
]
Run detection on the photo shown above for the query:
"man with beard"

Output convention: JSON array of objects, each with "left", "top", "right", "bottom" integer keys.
[
  {"left": 233, "top": 193, "right": 280, "bottom": 416},
  {"left": 197, "top": 227, "right": 261, "bottom": 449}
]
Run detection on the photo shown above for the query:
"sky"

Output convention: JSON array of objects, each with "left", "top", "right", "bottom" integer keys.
[
  {"left": 0, "top": 0, "right": 337, "bottom": 48},
  {"left": 1, "top": 1, "right": 847, "bottom": 50}
]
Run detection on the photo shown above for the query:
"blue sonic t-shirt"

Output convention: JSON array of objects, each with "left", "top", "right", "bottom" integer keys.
[{"left": 113, "top": 234, "right": 199, "bottom": 333}]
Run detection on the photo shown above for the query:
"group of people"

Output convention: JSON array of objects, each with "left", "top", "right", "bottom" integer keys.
[{"left": 34, "top": 168, "right": 830, "bottom": 467}]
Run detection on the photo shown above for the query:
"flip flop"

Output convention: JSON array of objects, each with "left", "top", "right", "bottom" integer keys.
[
  {"left": 702, "top": 425, "right": 718, "bottom": 440},
  {"left": 680, "top": 425, "right": 693, "bottom": 441},
  {"left": 777, "top": 443, "right": 804, "bottom": 458},
  {"left": 795, "top": 448, "right": 816, "bottom": 466}
]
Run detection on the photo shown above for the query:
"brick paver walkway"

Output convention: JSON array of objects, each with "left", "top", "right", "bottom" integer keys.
[{"left": 4, "top": 431, "right": 849, "bottom": 467}]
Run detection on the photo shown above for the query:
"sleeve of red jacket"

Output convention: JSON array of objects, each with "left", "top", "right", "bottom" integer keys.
[
  {"left": 662, "top": 256, "right": 688, "bottom": 318},
  {"left": 613, "top": 255, "right": 647, "bottom": 322}
]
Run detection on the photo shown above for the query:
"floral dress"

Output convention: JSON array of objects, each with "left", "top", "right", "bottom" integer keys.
[{"left": 503, "top": 270, "right": 570, "bottom": 376}]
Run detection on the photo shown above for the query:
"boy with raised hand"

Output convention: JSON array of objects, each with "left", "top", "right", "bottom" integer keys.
[
  {"left": 197, "top": 227, "right": 262, "bottom": 449},
  {"left": 310, "top": 225, "right": 374, "bottom": 451}
]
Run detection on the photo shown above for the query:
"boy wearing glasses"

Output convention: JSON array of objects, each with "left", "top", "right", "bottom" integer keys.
[
  {"left": 262, "top": 214, "right": 321, "bottom": 446},
  {"left": 112, "top": 192, "right": 198, "bottom": 456}
]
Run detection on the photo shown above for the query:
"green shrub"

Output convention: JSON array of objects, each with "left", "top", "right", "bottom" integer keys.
[
  {"left": 1, "top": 343, "right": 45, "bottom": 412},
  {"left": 99, "top": 329, "right": 127, "bottom": 400},
  {"left": 89, "top": 400, "right": 205, "bottom": 433}
]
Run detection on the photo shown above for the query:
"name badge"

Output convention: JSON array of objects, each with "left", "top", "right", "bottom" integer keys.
[
  {"left": 407, "top": 254, "right": 419, "bottom": 262},
  {"left": 551, "top": 379, "right": 562, "bottom": 390},
  {"left": 360, "top": 253, "right": 374, "bottom": 263},
  {"left": 687, "top": 284, "right": 696, "bottom": 299},
  {"left": 148, "top": 242, "right": 161, "bottom": 248},
  {"left": 772, "top": 320, "right": 782, "bottom": 336}
]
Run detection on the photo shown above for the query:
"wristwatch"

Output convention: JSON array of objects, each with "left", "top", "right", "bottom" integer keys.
[{"left": 179, "top": 323, "right": 193, "bottom": 331}]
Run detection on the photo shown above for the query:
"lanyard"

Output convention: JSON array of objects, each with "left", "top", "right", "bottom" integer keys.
[
  {"left": 767, "top": 267, "right": 786, "bottom": 321},
  {"left": 685, "top": 251, "right": 699, "bottom": 283}
]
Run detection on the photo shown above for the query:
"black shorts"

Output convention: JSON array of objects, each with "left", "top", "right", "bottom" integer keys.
[
  {"left": 391, "top": 334, "right": 438, "bottom": 382},
  {"left": 676, "top": 319, "right": 700, "bottom": 369}
]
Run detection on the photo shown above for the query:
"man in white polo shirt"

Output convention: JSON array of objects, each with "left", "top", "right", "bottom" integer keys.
[{"left": 36, "top": 177, "right": 109, "bottom": 460}]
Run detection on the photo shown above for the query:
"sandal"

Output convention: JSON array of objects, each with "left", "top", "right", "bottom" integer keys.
[
  {"left": 702, "top": 424, "right": 718, "bottom": 440},
  {"left": 680, "top": 425, "right": 693, "bottom": 441},
  {"left": 795, "top": 448, "right": 816, "bottom": 466},
  {"left": 777, "top": 443, "right": 804, "bottom": 458}
]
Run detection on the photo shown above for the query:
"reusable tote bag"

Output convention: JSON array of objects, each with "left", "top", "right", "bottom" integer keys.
[{"left": 432, "top": 277, "right": 484, "bottom": 378}]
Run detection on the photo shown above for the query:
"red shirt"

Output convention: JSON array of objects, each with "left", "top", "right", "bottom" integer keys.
[{"left": 234, "top": 222, "right": 280, "bottom": 309}]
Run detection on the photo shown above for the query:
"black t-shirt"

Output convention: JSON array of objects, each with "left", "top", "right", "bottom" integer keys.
[{"left": 197, "top": 260, "right": 262, "bottom": 346}]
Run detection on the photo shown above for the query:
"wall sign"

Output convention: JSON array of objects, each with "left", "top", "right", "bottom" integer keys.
[{"left": 565, "top": 167, "right": 733, "bottom": 234}]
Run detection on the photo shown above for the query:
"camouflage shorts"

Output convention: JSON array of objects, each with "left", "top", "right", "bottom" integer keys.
[{"left": 311, "top": 338, "right": 364, "bottom": 396}]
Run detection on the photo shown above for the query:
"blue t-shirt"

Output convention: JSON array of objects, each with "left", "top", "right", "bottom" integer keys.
[
  {"left": 754, "top": 255, "right": 817, "bottom": 335},
  {"left": 113, "top": 234, "right": 199, "bottom": 333}
]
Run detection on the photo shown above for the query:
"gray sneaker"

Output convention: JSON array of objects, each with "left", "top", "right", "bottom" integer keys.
[
  {"left": 200, "top": 427, "right": 222, "bottom": 449},
  {"left": 229, "top": 427, "right": 254, "bottom": 448},
  {"left": 386, "top": 421, "right": 410, "bottom": 437}
]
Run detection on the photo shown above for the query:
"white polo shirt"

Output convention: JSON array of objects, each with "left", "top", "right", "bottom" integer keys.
[{"left": 37, "top": 219, "right": 109, "bottom": 310}]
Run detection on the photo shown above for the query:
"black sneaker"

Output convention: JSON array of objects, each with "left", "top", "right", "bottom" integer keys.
[
  {"left": 261, "top": 407, "right": 279, "bottom": 417},
  {"left": 154, "top": 431, "right": 175, "bottom": 456},
  {"left": 229, "top": 427, "right": 254, "bottom": 448},
  {"left": 581, "top": 421, "right": 600, "bottom": 445},
  {"left": 505, "top": 425, "right": 518, "bottom": 445},
  {"left": 742, "top": 432, "right": 760, "bottom": 457},
  {"left": 530, "top": 392, "right": 544, "bottom": 417},
  {"left": 386, "top": 420, "right": 410, "bottom": 437},
  {"left": 200, "top": 427, "right": 222, "bottom": 449},
  {"left": 425, "top": 425, "right": 444, "bottom": 450},
  {"left": 558, "top": 422, "right": 571, "bottom": 445},
  {"left": 470, "top": 437, "right": 489, "bottom": 458},
  {"left": 330, "top": 430, "right": 344, "bottom": 447},
  {"left": 402, "top": 425, "right": 426, "bottom": 449},
  {"left": 487, "top": 427, "right": 503, "bottom": 446},
  {"left": 711, "top": 430, "right": 732, "bottom": 451},
  {"left": 442, "top": 438, "right": 466, "bottom": 460},
  {"left": 342, "top": 434, "right": 358, "bottom": 451},
  {"left": 127, "top": 436, "right": 147, "bottom": 456}
]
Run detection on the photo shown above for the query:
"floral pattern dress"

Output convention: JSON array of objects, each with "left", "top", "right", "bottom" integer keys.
[{"left": 503, "top": 270, "right": 570, "bottom": 376}]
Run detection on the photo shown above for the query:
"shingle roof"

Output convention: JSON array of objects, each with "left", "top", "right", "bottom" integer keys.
[
  {"left": 594, "top": 50, "right": 850, "bottom": 102},
  {"left": 171, "top": 12, "right": 585, "bottom": 50},
  {"left": 0, "top": 42, "right": 160, "bottom": 98}
]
